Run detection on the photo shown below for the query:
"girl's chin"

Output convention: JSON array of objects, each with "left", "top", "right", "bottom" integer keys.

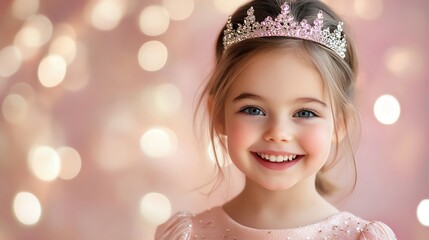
[{"left": 250, "top": 178, "right": 300, "bottom": 192}]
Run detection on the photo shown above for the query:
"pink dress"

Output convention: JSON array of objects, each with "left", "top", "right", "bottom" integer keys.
[{"left": 155, "top": 206, "right": 396, "bottom": 240}]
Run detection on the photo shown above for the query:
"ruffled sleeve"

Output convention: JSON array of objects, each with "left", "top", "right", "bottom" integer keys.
[
  {"left": 359, "top": 221, "right": 397, "bottom": 240},
  {"left": 155, "top": 211, "right": 193, "bottom": 240}
]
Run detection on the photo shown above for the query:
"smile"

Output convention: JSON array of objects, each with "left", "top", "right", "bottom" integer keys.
[{"left": 256, "top": 152, "right": 299, "bottom": 163}]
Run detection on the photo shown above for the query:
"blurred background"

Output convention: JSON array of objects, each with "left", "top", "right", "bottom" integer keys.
[{"left": 0, "top": 0, "right": 428, "bottom": 239}]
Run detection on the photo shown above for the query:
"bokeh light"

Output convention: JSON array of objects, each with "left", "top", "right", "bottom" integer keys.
[
  {"left": 373, "top": 94, "right": 401, "bottom": 125},
  {"left": 154, "top": 83, "right": 182, "bottom": 115},
  {"left": 139, "top": 5, "right": 169, "bottom": 36},
  {"left": 14, "top": 14, "right": 53, "bottom": 48},
  {"left": 162, "top": 0, "right": 194, "bottom": 21},
  {"left": 38, "top": 55, "right": 67, "bottom": 87},
  {"left": 28, "top": 146, "right": 61, "bottom": 181},
  {"left": 57, "top": 147, "right": 82, "bottom": 180},
  {"left": 213, "top": 0, "right": 248, "bottom": 14},
  {"left": 2, "top": 94, "right": 28, "bottom": 124},
  {"left": 140, "top": 127, "right": 177, "bottom": 158},
  {"left": 90, "top": 0, "right": 125, "bottom": 31},
  {"left": 354, "top": 0, "right": 383, "bottom": 20},
  {"left": 385, "top": 47, "right": 424, "bottom": 79},
  {"left": 12, "top": 0, "right": 39, "bottom": 20},
  {"left": 138, "top": 41, "right": 168, "bottom": 72},
  {"left": 0, "top": 46, "right": 22, "bottom": 77},
  {"left": 53, "top": 23, "right": 77, "bottom": 39},
  {"left": 9, "top": 83, "right": 35, "bottom": 103},
  {"left": 140, "top": 192, "right": 171, "bottom": 225},
  {"left": 49, "top": 36, "right": 77, "bottom": 65},
  {"left": 0, "top": 0, "right": 427, "bottom": 239},
  {"left": 417, "top": 199, "right": 429, "bottom": 226},
  {"left": 13, "top": 192, "right": 42, "bottom": 226}
]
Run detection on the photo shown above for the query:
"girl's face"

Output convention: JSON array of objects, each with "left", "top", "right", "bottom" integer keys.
[{"left": 223, "top": 49, "right": 335, "bottom": 191}]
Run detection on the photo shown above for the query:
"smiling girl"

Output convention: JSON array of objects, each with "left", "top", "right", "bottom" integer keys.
[{"left": 156, "top": 0, "right": 396, "bottom": 239}]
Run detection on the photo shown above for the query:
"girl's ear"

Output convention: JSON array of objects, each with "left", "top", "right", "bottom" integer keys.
[{"left": 208, "top": 96, "right": 226, "bottom": 136}]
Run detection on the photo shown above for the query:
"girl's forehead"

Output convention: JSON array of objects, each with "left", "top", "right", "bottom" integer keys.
[
  {"left": 242, "top": 48, "right": 313, "bottom": 74},
  {"left": 228, "top": 49, "right": 329, "bottom": 103}
]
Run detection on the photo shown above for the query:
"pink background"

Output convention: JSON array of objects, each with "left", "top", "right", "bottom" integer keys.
[{"left": 0, "top": 0, "right": 428, "bottom": 239}]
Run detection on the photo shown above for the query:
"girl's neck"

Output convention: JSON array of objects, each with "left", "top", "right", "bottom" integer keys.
[{"left": 223, "top": 175, "right": 339, "bottom": 229}]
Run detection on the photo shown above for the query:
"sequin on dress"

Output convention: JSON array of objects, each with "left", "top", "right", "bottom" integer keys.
[{"left": 155, "top": 206, "right": 396, "bottom": 240}]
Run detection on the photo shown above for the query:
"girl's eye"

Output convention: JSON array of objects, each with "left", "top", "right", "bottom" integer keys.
[
  {"left": 240, "top": 106, "right": 265, "bottom": 116},
  {"left": 294, "top": 109, "right": 318, "bottom": 119}
]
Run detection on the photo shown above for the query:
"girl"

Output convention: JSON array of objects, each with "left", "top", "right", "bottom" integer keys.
[{"left": 156, "top": 0, "right": 396, "bottom": 239}]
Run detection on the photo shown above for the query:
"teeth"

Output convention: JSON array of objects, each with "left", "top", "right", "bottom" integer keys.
[{"left": 257, "top": 152, "right": 297, "bottom": 162}]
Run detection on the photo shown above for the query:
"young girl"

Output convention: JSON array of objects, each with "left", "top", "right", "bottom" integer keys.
[{"left": 156, "top": 0, "right": 396, "bottom": 239}]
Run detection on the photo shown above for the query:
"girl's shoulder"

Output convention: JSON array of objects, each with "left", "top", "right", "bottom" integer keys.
[
  {"left": 357, "top": 220, "right": 397, "bottom": 240},
  {"left": 154, "top": 207, "right": 397, "bottom": 240},
  {"left": 154, "top": 207, "right": 225, "bottom": 240},
  {"left": 154, "top": 210, "right": 193, "bottom": 240},
  {"left": 335, "top": 212, "right": 397, "bottom": 240}
]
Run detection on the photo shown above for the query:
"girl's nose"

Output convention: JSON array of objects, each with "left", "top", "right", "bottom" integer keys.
[{"left": 263, "top": 118, "right": 293, "bottom": 143}]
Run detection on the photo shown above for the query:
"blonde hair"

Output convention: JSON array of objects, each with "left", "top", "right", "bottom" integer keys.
[{"left": 194, "top": 0, "right": 359, "bottom": 196}]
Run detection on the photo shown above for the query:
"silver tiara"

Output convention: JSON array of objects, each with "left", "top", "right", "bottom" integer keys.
[{"left": 222, "top": 2, "right": 347, "bottom": 58}]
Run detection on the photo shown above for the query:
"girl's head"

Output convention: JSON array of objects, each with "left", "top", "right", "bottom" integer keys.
[{"left": 196, "top": 0, "right": 359, "bottom": 195}]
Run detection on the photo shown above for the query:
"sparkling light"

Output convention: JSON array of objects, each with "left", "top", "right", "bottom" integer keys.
[
  {"left": 49, "top": 36, "right": 77, "bottom": 65},
  {"left": 90, "top": 0, "right": 125, "bottom": 31},
  {"left": 417, "top": 199, "right": 429, "bottom": 226},
  {"left": 12, "top": 0, "right": 39, "bottom": 20},
  {"left": 138, "top": 41, "right": 168, "bottom": 72},
  {"left": 213, "top": 0, "right": 248, "bottom": 14},
  {"left": 140, "top": 127, "right": 177, "bottom": 158},
  {"left": 0, "top": 46, "right": 22, "bottom": 77},
  {"left": 14, "top": 14, "right": 53, "bottom": 48},
  {"left": 162, "top": 0, "right": 194, "bottom": 21},
  {"left": 354, "top": 0, "right": 383, "bottom": 20},
  {"left": 140, "top": 192, "right": 171, "bottom": 225},
  {"left": 373, "top": 94, "right": 401, "bottom": 125},
  {"left": 28, "top": 146, "right": 61, "bottom": 181},
  {"left": 154, "top": 83, "right": 182, "bottom": 115},
  {"left": 57, "top": 147, "right": 81, "bottom": 180},
  {"left": 139, "top": 5, "right": 169, "bottom": 36},
  {"left": 13, "top": 192, "right": 42, "bottom": 226},
  {"left": 38, "top": 55, "right": 67, "bottom": 87},
  {"left": 2, "top": 94, "right": 28, "bottom": 124}
]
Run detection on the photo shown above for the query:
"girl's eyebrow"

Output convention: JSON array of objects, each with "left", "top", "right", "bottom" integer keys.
[
  {"left": 233, "top": 92, "right": 327, "bottom": 107},
  {"left": 295, "top": 97, "right": 328, "bottom": 108},
  {"left": 233, "top": 92, "right": 265, "bottom": 102}
]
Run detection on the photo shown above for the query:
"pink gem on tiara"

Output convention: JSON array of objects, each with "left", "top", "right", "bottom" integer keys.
[{"left": 222, "top": 3, "right": 347, "bottom": 59}]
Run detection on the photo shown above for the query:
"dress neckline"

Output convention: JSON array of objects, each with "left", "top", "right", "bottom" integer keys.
[{"left": 215, "top": 206, "right": 352, "bottom": 232}]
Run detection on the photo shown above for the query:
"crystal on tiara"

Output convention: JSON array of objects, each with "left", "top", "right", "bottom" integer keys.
[{"left": 223, "top": 3, "right": 347, "bottom": 58}]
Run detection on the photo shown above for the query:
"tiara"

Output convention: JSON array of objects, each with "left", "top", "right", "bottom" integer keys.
[{"left": 222, "top": 3, "right": 347, "bottom": 58}]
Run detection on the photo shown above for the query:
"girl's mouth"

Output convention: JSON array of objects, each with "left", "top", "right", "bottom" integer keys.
[
  {"left": 255, "top": 152, "right": 302, "bottom": 163},
  {"left": 251, "top": 152, "right": 304, "bottom": 171}
]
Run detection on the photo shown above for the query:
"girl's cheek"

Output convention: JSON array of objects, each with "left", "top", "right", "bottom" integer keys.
[
  {"left": 228, "top": 119, "right": 249, "bottom": 135},
  {"left": 227, "top": 118, "right": 257, "bottom": 144},
  {"left": 299, "top": 124, "right": 333, "bottom": 153}
]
